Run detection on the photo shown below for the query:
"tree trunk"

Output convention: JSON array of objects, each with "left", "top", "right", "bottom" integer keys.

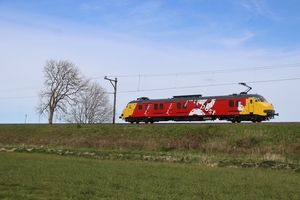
[{"left": 48, "top": 108, "right": 54, "bottom": 124}]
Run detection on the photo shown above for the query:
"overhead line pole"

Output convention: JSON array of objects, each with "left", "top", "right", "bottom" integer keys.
[{"left": 104, "top": 76, "right": 117, "bottom": 124}]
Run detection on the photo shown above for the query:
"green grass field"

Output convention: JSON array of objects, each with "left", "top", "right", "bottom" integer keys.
[
  {"left": 1, "top": 152, "right": 300, "bottom": 199},
  {"left": 1, "top": 123, "right": 300, "bottom": 199}
]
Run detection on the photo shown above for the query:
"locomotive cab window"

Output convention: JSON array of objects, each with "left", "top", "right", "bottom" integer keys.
[
  {"left": 177, "top": 103, "right": 181, "bottom": 109},
  {"left": 160, "top": 103, "right": 164, "bottom": 110},
  {"left": 154, "top": 104, "right": 158, "bottom": 110},
  {"left": 138, "top": 105, "right": 142, "bottom": 110},
  {"left": 256, "top": 96, "right": 267, "bottom": 102},
  {"left": 229, "top": 100, "right": 234, "bottom": 107}
]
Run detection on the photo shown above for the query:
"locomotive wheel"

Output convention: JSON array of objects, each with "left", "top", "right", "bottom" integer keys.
[{"left": 252, "top": 118, "right": 262, "bottom": 123}]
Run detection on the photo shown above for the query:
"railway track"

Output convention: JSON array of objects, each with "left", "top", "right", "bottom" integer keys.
[{"left": 1, "top": 122, "right": 299, "bottom": 125}]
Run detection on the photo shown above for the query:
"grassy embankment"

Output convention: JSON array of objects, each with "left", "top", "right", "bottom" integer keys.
[
  {"left": 1, "top": 123, "right": 300, "bottom": 170},
  {"left": 1, "top": 123, "right": 300, "bottom": 199}
]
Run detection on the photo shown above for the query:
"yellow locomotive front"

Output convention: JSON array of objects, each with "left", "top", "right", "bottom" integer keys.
[
  {"left": 119, "top": 102, "right": 137, "bottom": 122},
  {"left": 240, "top": 95, "right": 278, "bottom": 122}
]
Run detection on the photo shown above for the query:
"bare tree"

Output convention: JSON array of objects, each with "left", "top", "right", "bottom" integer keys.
[
  {"left": 37, "top": 59, "right": 89, "bottom": 124},
  {"left": 65, "top": 81, "right": 113, "bottom": 123}
]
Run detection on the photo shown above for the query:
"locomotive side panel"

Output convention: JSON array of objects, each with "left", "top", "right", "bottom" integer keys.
[
  {"left": 184, "top": 97, "right": 247, "bottom": 117},
  {"left": 119, "top": 94, "right": 277, "bottom": 123},
  {"left": 130, "top": 97, "right": 248, "bottom": 119}
]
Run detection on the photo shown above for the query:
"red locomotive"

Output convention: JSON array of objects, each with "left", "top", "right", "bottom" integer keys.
[{"left": 119, "top": 83, "right": 278, "bottom": 123}]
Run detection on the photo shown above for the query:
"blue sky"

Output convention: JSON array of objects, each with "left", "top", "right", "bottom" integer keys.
[{"left": 0, "top": 0, "right": 300, "bottom": 123}]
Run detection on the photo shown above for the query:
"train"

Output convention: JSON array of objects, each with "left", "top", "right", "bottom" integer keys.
[{"left": 119, "top": 83, "right": 278, "bottom": 123}]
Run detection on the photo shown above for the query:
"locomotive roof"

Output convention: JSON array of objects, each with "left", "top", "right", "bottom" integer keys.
[{"left": 130, "top": 93, "right": 265, "bottom": 103}]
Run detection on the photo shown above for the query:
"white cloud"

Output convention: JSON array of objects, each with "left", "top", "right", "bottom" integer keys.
[
  {"left": 132, "top": 1, "right": 162, "bottom": 15},
  {"left": 80, "top": 0, "right": 131, "bottom": 12},
  {"left": 215, "top": 31, "right": 256, "bottom": 47},
  {"left": 236, "top": 0, "right": 280, "bottom": 20},
  {"left": 80, "top": 4, "right": 101, "bottom": 12}
]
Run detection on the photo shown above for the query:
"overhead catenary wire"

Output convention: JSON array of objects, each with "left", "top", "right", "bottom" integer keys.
[
  {"left": 0, "top": 63, "right": 300, "bottom": 99},
  {"left": 116, "top": 77, "right": 300, "bottom": 93},
  {"left": 1, "top": 62, "right": 300, "bottom": 92},
  {"left": 0, "top": 95, "right": 37, "bottom": 99},
  {"left": 0, "top": 77, "right": 299, "bottom": 99},
  {"left": 0, "top": 86, "right": 41, "bottom": 93},
  {"left": 91, "top": 63, "right": 300, "bottom": 79},
  {"left": 0, "top": 77, "right": 300, "bottom": 99}
]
